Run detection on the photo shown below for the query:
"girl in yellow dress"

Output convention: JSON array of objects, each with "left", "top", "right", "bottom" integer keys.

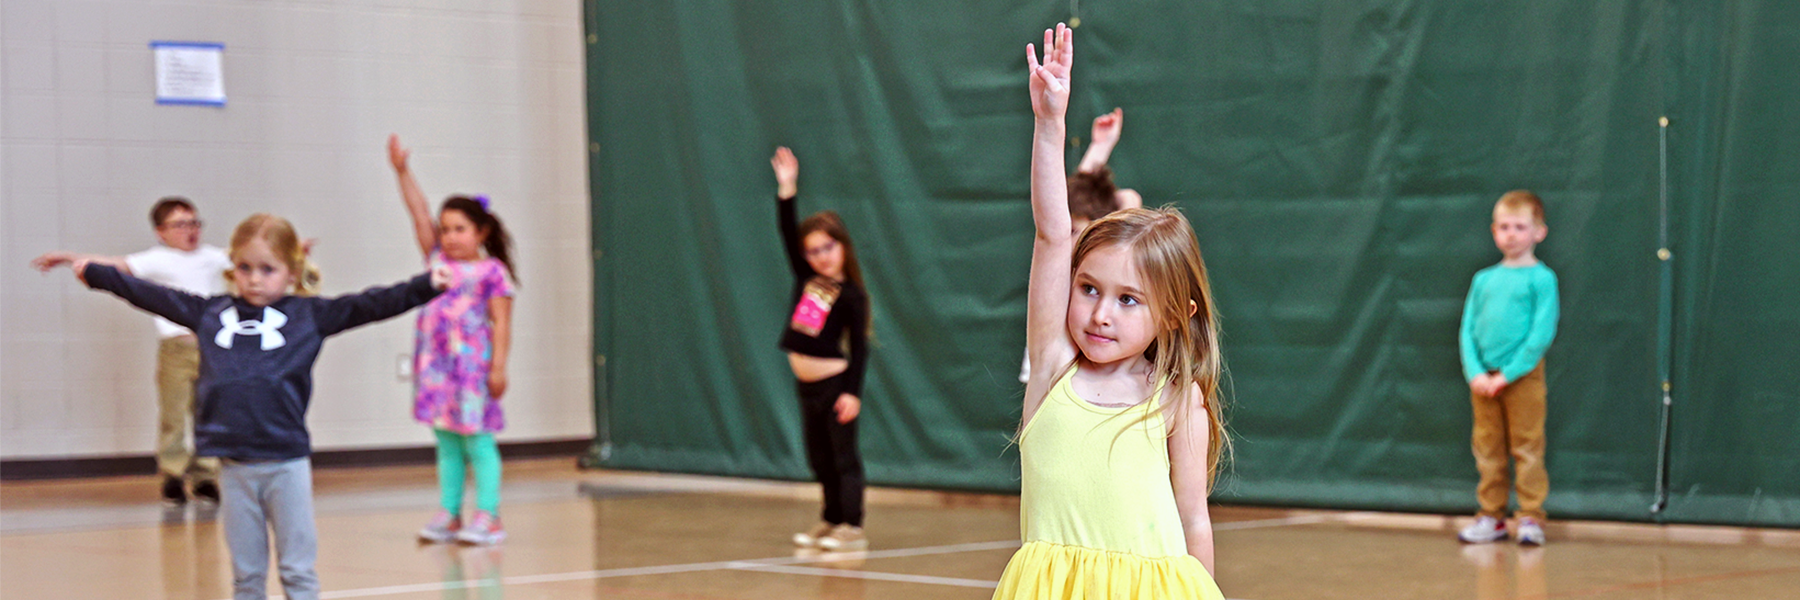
[{"left": 996, "top": 23, "right": 1228, "bottom": 600}]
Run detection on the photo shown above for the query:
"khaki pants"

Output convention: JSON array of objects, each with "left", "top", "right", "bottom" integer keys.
[
  {"left": 158, "top": 336, "right": 219, "bottom": 482},
  {"left": 1470, "top": 361, "right": 1548, "bottom": 520}
]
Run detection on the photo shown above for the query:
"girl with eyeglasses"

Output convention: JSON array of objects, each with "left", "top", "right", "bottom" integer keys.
[{"left": 770, "top": 146, "right": 873, "bottom": 551}]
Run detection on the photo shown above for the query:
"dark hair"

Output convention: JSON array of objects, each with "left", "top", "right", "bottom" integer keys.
[
  {"left": 150, "top": 196, "right": 197, "bottom": 227},
  {"left": 1067, "top": 166, "right": 1122, "bottom": 222},
  {"left": 441, "top": 196, "right": 519, "bottom": 284},
  {"left": 798, "top": 210, "right": 869, "bottom": 336},
  {"left": 797, "top": 210, "right": 862, "bottom": 289}
]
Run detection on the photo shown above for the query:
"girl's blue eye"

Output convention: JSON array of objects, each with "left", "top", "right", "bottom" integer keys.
[{"left": 1120, "top": 296, "right": 1139, "bottom": 306}]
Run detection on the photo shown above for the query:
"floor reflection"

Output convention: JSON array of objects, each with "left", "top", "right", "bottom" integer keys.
[{"left": 1463, "top": 543, "right": 1546, "bottom": 600}]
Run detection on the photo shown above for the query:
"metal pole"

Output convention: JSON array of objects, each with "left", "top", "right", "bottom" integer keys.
[{"left": 1650, "top": 116, "right": 1673, "bottom": 515}]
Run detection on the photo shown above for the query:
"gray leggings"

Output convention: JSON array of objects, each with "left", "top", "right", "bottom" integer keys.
[{"left": 222, "top": 458, "right": 319, "bottom": 600}]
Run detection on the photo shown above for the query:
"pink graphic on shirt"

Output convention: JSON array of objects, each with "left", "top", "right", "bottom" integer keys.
[{"left": 789, "top": 277, "right": 841, "bottom": 338}]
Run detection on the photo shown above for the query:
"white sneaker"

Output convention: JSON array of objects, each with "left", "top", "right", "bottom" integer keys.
[
  {"left": 417, "top": 510, "right": 461, "bottom": 543},
  {"left": 1516, "top": 518, "right": 1546, "bottom": 545},
  {"left": 1458, "top": 515, "right": 1508, "bottom": 543},
  {"left": 455, "top": 510, "right": 506, "bottom": 546},
  {"left": 817, "top": 524, "right": 867, "bottom": 551},
  {"left": 792, "top": 521, "right": 832, "bottom": 548}
]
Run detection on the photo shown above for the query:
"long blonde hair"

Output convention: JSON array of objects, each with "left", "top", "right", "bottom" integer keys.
[
  {"left": 1069, "top": 206, "right": 1228, "bottom": 487},
  {"left": 226, "top": 214, "right": 322, "bottom": 296}
]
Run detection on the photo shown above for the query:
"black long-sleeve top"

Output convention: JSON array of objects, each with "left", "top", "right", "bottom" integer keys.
[
  {"left": 776, "top": 196, "right": 870, "bottom": 396},
  {"left": 84, "top": 264, "right": 442, "bottom": 460}
]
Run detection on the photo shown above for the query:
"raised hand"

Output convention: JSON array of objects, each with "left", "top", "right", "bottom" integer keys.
[
  {"left": 1091, "top": 108, "right": 1123, "bottom": 149},
  {"left": 387, "top": 134, "right": 411, "bottom": 173},
  {"left": 1026, "top": 23, "right": 1073, "bottom": 120},
  {"left": 771, "top": 146, "right": 800, "bottom": 199}
]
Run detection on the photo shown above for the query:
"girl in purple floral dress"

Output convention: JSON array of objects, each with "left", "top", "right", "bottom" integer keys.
[{"left": 389, "top": 135, "right": 518, "bottom": 545}]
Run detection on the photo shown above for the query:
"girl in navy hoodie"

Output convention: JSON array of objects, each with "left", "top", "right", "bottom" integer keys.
[{"left": 57, "top": 213, "right": 446, "bottom": 600}]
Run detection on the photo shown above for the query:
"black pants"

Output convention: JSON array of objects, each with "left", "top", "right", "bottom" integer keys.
[{"left": 796, "top": 374, "right": 865, "bottom": 527}]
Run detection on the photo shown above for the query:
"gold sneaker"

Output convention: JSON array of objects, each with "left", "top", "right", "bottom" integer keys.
[
  {"left": 792, "top": 521, "right": 833, "bottom": 548},
  {"left": 817, "top": 524, "right": 867, "bottom": 551}
]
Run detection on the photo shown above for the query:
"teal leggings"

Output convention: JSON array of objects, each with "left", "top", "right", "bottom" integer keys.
[{"left": 434, "top": 430, "right": 502, "bottom": 514}]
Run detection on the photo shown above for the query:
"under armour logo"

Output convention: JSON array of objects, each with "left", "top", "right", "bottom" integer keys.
[{"left": 215, "top": 306, "right": 287, "bottom": 350}]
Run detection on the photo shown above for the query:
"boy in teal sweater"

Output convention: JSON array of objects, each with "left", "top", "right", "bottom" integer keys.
[{"left": 1457, "top": 190, "right": 1559, "bottom": 546}]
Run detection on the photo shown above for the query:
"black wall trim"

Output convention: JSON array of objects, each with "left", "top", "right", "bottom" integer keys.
[{"left": 0, "top": 437, "right": 593, "bottom": 481}]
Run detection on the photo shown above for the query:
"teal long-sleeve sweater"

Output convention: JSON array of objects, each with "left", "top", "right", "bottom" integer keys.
[{"left": 1459, "top": 262, "right": 1560, "bottom": 383}]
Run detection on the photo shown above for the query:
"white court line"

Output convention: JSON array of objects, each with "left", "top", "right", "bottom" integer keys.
[
  {"left": 730, "top": 563, "right": 1000, "bottom": 589},
  {"left": 1214, "top": 514, "right": 1333, "bottom": 531},
  {"left": 259, "top": 515, "right": 1322, "bottom": 599}
]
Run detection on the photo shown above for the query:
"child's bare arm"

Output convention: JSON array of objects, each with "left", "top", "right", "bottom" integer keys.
[
  {"left": 488, "top": 295, "right": 513, "bottom": 399},
  {"left": 1169, "top": 383, "right": 1217, "bottom": 574},
  {"left": 31, "top": 251, "right": 131, "bottom": 277},
  {"left": 388, "top": 134, "right": 438, "bottom": 259},
  {"left": 1023, "top": 23, "right": 1078, "bottom": 422},
  {"left": 1076, "top": 108, "right": 1123, "bottom": 174}
]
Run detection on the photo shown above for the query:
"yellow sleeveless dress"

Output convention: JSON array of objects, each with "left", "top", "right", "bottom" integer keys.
[{"left": 993, "top": 368, "right": 1226, "bottom": 599}]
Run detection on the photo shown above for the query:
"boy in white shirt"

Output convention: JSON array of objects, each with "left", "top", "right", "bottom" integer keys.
[{"left": 32, "top": 197, "right": 231, "bottom": 505}]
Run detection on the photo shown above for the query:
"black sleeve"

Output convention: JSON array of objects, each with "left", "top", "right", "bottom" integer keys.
[
  {"left": 839, "top": 291, "right": 870, "bottom": 397},
  {"left": 314, "top": 273, "right": 442, "bottom": 337},
  {"left": 83, "top": 263, "right": 207, "bottom": 331},
  {"left": 778, "top": 196, "right": 815, "bottom": 279}
]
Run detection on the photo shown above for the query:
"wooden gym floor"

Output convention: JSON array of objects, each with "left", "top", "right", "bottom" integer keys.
[{"left": 2, "top": 458, "right": 1797, "bottom": 599}]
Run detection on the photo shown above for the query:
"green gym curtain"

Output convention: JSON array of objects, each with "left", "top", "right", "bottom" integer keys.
[{"left": 582, "top": 1, "right": 1799, "bottom": 527}]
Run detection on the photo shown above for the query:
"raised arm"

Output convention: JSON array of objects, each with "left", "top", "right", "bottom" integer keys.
[
  {"left": 771, "top": 147, "right": 814, "bottom": 278},
  {"left": 389, "top": 134, "right": 438, "bottom": 260},
  {"left": 1022, "top": 23, "right": 1079, "bottom": 423},
  {"left": 1076, "top": 108, "right": 1123, "bottom": 174}
]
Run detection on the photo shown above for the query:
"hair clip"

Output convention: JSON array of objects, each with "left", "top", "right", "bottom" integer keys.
[{"left": 473, "top": 195, "right": 491, "bottom": 211}]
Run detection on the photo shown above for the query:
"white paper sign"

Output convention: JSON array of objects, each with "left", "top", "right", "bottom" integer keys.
[{"left": 152, "top": 41, "right": 226, "bottom": 106}]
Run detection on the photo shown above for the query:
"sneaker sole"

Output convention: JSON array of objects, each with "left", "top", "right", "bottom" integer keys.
[
  {"left": 1458, "top": 532, "right": 1508, "bottom": 544},
  {"left": 419, "top": 531, "right": 458, "bottom": 543},
  {"left": 818, "top": 540, "right": 868, "bottom": 552},
  {"left": 457, "top": 533, "right": 507, "bottom": 546}
]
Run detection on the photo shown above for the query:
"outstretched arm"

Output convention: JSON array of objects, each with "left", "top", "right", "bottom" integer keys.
[
  {"left": 78, "top": 262, "right": 207, "bottom": 331},
  {"left": 1076, "top": 108, "right": 1123, "bottom": 174},
  {"left": 315, "top": 266, "right": 450, "bottom": 336},
  {"left": 388, "top": 134, "right": 438, "bottom": 260},
  {"left": 1023, "top": 23, "right": 1079, "bottom": 424},
  {"left": 31, "top": 251, "right": 131, "bottom": 279}
]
